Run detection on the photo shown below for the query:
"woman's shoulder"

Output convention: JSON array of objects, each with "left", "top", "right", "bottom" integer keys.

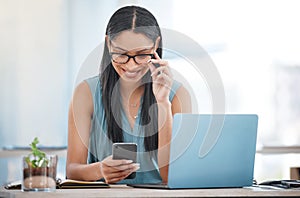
[
  {"left": 169, "top": 80, "right": 182, "bottom": 101},
  {"left": 85, "top": 75, "right": 100, "bottom": 87},
  {"left": 172, "top": 80, "right": 182, "bottom": 90},
  {"left": 72, "top": 76, "right": 101, "bottom": 105},
  {"left": 85, "top": 75, "right": 100, "bottom": 83},
  {"left": 71, "top": 79, "right": 94, "bottom": 116},
  {"left": 170, "top": 80, "right": 192, "bottom": 113},
  {"left": 84, "top": 75, "right": 101, "bottom": 95}
]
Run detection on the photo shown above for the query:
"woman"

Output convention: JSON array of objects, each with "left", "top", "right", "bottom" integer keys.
[{"left": 66, "top": 5, "right": 191, "bottom": 184}]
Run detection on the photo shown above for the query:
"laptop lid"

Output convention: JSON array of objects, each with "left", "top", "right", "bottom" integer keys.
[{"left": 167, "top": 114, "right": 258, "bottom": 189}]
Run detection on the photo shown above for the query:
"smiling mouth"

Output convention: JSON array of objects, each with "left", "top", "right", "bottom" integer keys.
[{"left": 122, "top": 68, "right": 142, "bottom": 78}]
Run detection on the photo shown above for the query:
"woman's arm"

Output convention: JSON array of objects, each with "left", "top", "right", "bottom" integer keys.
[
  {"left": 149, "top": 52, "right": 192, "bottom": 183},
  {"left": 66, "top": 81, "right": 103, "bottom": 181},
  {"left": 66, "top": 81, "right": 139, "bottom": 182},
  {"left": 157, "top": 85, "right": 192, "bottom": 183}
]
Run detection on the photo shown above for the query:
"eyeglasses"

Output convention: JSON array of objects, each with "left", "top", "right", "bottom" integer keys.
[{"left": 110, "top": 53, "right": 154, "bottom": 64}]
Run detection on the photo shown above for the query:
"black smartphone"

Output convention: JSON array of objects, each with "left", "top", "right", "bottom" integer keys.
[{"left": 112, "top": 143, "right": 137, "bottom": 179}]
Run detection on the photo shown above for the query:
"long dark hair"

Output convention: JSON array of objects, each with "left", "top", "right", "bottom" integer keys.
[{"left": 100, "top": 6, "right": 163, "bottom": 152}]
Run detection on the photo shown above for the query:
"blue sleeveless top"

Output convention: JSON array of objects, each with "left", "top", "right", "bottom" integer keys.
[{"left": 85, "top": 76, "right": 181, "bottom": 184}]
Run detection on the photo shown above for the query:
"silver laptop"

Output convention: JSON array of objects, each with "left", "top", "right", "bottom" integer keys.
[{"left": 128, "top": 114, "right": 258, "bottom": 189}]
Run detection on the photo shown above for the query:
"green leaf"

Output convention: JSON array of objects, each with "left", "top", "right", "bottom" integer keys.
[
  {"left": 27, "top": 137, "right": 49, "bottom": 168},
  {"left": 25, "top": 156, "right": 31, "bottom": 166},
  {"left": 31, "top": 159, "right": 38, "bottom": 168}
]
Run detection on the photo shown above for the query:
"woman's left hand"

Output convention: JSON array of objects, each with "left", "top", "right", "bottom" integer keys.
[{"left": 148, "top": 52, "right": 173, "bottom": 103}]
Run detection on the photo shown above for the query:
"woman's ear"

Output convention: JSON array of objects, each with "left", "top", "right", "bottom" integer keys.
[{"left": 154, "top": 36, "right": 161, "bottom": 51}]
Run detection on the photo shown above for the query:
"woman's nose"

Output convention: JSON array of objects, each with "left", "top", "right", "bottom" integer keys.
[{"left": 125, "top": 57, "right": 139, "bottom": 68}]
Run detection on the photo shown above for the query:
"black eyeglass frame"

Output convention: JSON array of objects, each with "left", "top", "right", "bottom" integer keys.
[{"left": 109, "top": 53, "right": 155, "bottom": 65}]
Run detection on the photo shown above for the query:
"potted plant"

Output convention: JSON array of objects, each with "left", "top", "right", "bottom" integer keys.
[{"left": 22, "top": 137, "right": 57, "bottom": 192}]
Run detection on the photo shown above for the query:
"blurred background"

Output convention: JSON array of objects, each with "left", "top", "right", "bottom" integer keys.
[{"left": 0, "top": 0, "right": 299, "bottom": 185}]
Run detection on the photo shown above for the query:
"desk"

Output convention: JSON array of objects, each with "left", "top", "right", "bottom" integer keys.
[
  {"left": 1, "top": 185, "right": 300, "bottom": 198},
  {"left": 0, "top": 149, "right": 67, "bottom": 158}
]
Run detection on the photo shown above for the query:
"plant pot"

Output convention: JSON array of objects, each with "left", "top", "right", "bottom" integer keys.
[{"left": 22, "top": 155, "right": 57, "bottom": 192}]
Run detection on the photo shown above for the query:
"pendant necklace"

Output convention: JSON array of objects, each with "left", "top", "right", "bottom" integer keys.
[
  {"left": 121, "top": 92, "right": 139, "bottom": 119},
  {"left": 130, "top": 103, "right": 138, "bottom": 108},
  {"left": 130, "top": 102, "right": 139, "bottom": 119},
  {"left": 123, "top": 99, "right": 139, "bottom": 119}
]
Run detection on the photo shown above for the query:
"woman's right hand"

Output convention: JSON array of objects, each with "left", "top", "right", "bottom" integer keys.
[{"left": 100, "top": 155, "right": 140, "bottom": 184}]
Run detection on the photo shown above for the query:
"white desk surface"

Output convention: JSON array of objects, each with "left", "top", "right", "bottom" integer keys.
[{"left": 1, "top": 185, "right": 300, "bottom": 198}]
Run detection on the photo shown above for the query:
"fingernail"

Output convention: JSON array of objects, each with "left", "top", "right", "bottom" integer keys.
[
  {"left": 147, "top": 59, "right": 152, "bottom": 63},
  {"left": 126, "top": 160, "right": 133, "bottom": 163}
]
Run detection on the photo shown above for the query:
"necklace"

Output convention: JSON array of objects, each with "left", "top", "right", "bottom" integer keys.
[
  {"left": 121, "top": 97, "right": 139, "bottom": 119},
  {"left": 130, "top": 103, "right": 138, "bottom": 108},
  {"left": 125, "top": 96, "right": 140, "bottom": 108},
  {"left": 120, "top": 89, "right": 142, "bottom": 119},
  {"left": 130, "top": 102, "right": 139, "bottom": 119},
  {"left": 130, "top": 100, "right": 140, "bottom": 119}
]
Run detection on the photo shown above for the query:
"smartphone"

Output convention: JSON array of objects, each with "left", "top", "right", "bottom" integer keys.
[{"left": 112, "top": 143, "right": 137, "bottom": 179}]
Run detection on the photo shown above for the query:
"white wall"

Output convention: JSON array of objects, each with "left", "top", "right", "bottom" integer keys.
[{"left": 0, "top": 0, "right": 69, "bottom": 146}]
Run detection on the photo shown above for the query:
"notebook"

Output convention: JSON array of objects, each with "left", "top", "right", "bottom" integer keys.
[
  {"left": 128, "top": 114, "right": 258, "bottom": 189},
  {"left": 4, "top": 179, "right": 109, "bottom": 190}
]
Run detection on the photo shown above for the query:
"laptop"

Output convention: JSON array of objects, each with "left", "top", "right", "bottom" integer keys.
[{"left": 128, "top": 114, "right": 258, "bottom": 189}]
